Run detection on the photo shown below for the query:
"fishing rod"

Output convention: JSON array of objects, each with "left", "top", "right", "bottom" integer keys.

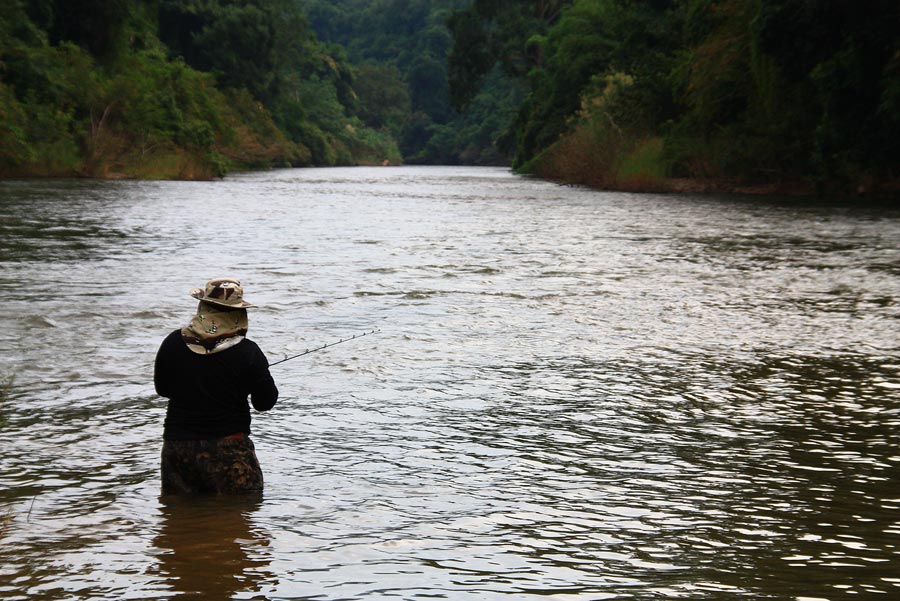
[{"left": 268, "top": 328, "right": 380, "bottom": 367}]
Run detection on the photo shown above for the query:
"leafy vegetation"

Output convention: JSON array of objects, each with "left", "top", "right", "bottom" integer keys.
[
  {"left": 2, "top": 0, "right": 897, "bottom": 191},
  {"left": 0, "top": 0, "right": 399, "bottom": 178},
  {"left": 0, "top": 0, "right": 513, "bottom": 177},
  {"left": 449, "top": 0, "right": 900, "bottom": 194},
  {"left": 302, "top": 0, "right": 520, "bottom": 164}
]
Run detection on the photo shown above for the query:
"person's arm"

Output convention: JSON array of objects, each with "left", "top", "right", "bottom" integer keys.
[{"left": 249, "top": 345, "right": 278, "bottom": 411}]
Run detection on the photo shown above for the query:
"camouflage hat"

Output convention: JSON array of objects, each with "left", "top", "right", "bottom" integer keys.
[{"left": 190, "top": 278, "right": 255, "bottom": 309}]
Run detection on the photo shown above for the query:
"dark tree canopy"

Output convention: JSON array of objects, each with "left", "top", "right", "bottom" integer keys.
[{"left": 2, "top": 0, "right": 897, "bottom": 190}]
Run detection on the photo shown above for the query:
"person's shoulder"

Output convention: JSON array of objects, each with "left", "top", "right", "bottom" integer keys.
[
  {"left": 159, "top": 328, "right": 190, "bottom": 351},
  {"left": 157, "top": 329, "right": 186, "bottom": 357},
  {"left": 236, "top": 338, "right": 270, "bottom": 362},
  {"left": 162, "top": 329, "right": 183, "bottom": 344},
  {"left": 239, "top": 338, "right": 263, "bottom": 353}
]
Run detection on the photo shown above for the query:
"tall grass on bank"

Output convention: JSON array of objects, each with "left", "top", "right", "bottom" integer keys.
[{"left": 524, "top": 72, "right": 670, "bottom": 191}]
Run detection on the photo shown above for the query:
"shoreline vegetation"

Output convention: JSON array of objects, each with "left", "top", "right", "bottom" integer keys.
[
  {"left": 454, "top": 0, "right": 899, "bottom": 201},
  {"left": 1, "top": 1, "right": 898, "bottom": 199}
]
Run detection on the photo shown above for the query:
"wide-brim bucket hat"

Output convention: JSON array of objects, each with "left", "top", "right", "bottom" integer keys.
[{"left": 189, "top": 277, "right": 255, "bottom": 309}]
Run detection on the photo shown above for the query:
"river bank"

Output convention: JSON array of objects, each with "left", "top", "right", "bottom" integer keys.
[
  {"left": 4, "top": 160, "right": 899, "bottom": 201},
  {"left": 599, "top": 176, "right": 900, "bottom": 199},
  {"left": 525, "top": 149, "right": 900, "bottom": 200}
]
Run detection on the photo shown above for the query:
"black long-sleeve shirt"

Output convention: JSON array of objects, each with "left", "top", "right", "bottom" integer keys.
[{"left": 154, "top": 329, "right": 278, "bottom": 440}]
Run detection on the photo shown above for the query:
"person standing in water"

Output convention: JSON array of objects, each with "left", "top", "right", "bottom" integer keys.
[{"left": 154, "top": 278, "right": 278, "bottom": 494}]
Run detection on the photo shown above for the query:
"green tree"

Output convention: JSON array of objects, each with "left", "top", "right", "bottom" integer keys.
[
  {"left": 159, "top": 0, "right": 282, "bottom": 101},
  {"left": 0, "top": 0, "right": 303, "bottom": 177},
  {"left": 447, "top": 0, "right": 569, "bottom": 110},
  {"left": 25, "top": 0, "right": 134, "bottom": 62},
  {"left": 754, "top": 0, "right": 900, "bottom": 184},
  {"left": 303, "top": 0, "right": 510, "bottom": 164},
  {"left": 354, "top": 63, "right": 411, "bottom": 132},
  {"left": 669, "top": 0, "right": 900, "bottom": 186},
  {"left": 504, "top": 0, "right": 679, "bottom": 168}
]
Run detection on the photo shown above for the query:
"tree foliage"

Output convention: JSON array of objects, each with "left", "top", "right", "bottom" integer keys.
[
  {"left": 303, "top": 0, "right": 516, "bottom": 164},
  {"left": 450, "top": 0, "right": 900, "bottom": 192},
  {"left": 0, "top": 0, "right": 406, "bottom": 176},
  {"left": 4, "top": 0, "right": 896, "bottom": 189},
  {"left": 25, "top": 0, "right": 140, "bottom": 63},
  {"left": 447, "top": 0, "right": 568, "bottom": 110},
  {"left": 157, "top": 0, "right": 397, "bottom": 166}
]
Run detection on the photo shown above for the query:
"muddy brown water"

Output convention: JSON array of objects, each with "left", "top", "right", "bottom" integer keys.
[{"left": 1, "top": 166, "right": 899, "bottom": 600}]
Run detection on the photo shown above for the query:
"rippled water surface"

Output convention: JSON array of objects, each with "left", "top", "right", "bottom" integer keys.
[{"left": 1, "top": 166, "right": 899, "bottom": 600}]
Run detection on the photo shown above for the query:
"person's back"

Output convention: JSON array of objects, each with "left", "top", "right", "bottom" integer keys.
[{"left": 154, "top": 278, "right": 277, "bottom": 495}]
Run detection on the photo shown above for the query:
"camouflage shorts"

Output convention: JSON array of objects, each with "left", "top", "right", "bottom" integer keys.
[{"left": 161, "top": 436, "right": 264, "bottom": 495}]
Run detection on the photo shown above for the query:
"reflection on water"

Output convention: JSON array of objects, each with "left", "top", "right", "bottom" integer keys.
[
  {"left": 1, "top": 167, "right": 899, "bottom": 600},
  {"left": 153, "top": 495, "right": 271, "bottom": 599},
  {"left": 476, "top": 352, "right": 900, "bottom": 598}
]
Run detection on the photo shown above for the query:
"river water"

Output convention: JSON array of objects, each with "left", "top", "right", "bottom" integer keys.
[{"left": 1, "top": 166, "right": 899, "bottom": 600}]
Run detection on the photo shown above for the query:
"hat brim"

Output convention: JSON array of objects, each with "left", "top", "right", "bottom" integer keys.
[{"left": 191, "top": 290, "right": 255, "bottom": 309}]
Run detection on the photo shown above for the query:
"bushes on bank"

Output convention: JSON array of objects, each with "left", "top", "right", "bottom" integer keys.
[
  {"left": 0, "top": 0, "right": 409, "bottom": 179},
  {"left": 452, "top": 0, "right": 900, "bottom": 194},
  {"left": 0, "top": 4, "right": 298, "bottom": 180}
]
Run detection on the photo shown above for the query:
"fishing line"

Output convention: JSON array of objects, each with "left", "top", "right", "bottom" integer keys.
[{"left": 268, "top": 328, "right": 380, "bottom": 367}]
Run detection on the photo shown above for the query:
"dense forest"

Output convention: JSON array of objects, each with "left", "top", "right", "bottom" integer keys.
[
  {"left": 1, "top": 0, "right": 898, "bottom": 194},
  {"left": 302, "top": 0, "right": 523, "bottom": 165},
  {"left": 450, "top": 0, "right": 900, "bottom": 194},
  {"left": 0, "top": 0, "right": 402, "bottom": 178},
  {"left": 0, "top": 0, "right": 515, "bottom": 179}
]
